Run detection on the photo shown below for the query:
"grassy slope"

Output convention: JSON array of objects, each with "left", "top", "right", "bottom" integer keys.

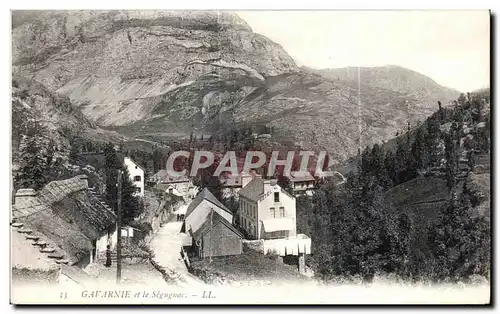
[{"left": 190, "top": 249, "right": 309, "bottom": 284}]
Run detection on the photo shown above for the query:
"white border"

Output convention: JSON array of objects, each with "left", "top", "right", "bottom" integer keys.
[{"left": 2, "top": 1, "right": 497, "bottom": 313}]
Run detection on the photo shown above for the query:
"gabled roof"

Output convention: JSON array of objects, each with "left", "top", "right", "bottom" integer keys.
[
  {"left": 124, "top": 157, "right": 145, "bottom": 172},
  {"left": 12, "top": 175, "right": 116, "bottom": 264},
  {"left": 239, "top": 178, "right": 295, "bottom": 202},
  {"left": 191, "top": 210, "right": 243, "bottom": 240},
  {"left": 289, "top": 172, "right": 316, "bottom": 182},
  {"left": 185, "top": 188, "right": 232, "bottom": 218},
  {"left": 150, "top": 170, "right": 190, "bottom": 183},
  {"left": 238, "top": 177, "right": 264, "bottom": 201},
  {"left": 11, "top": 226, "right": 57, "bottom": 272}
]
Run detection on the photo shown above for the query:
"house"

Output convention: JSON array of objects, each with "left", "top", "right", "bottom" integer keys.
[
  {"left": 289, "top": 172, "right": 316, "bottom": 196},
  {"left": 190, "top": 209, "right": 244, "bottom": 259},
  {"left": 11, "top": 175, "right": 117, "bottom": 269},
  {"left": 124, "top": 157, "right": 144, "bottom": 197},
  {"left": 11, "top": 224, "right": 93, "bottom": 292},
  {"left": 220, "top": 171, "right": 258, "bottom": 200},
  {"left": 239, "top": 178, "right": 297, "bottom": 240},
  {"left": 11, "top": 224, "right": 60, "bottom": 286},
  {"left": 149, "top": 169, "right": 197, "bottom": 200},
  {"left": 184, "top": 188, "right": 233, "bottom": 235},
  {"left": 238, "top": 178, "right": 311, "bottom": 261}
]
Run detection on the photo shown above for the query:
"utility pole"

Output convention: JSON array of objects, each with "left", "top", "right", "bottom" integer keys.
[
  {"left": 209, "top": 209, "right": 213, "bottom": 264},
  {"left": 116, "top": 170, "right": 123, "bottom": 284}
]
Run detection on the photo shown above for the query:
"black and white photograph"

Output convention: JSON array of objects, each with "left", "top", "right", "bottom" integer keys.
[{"left": 9, "top": 8, "right": 491, "bottom": 305}]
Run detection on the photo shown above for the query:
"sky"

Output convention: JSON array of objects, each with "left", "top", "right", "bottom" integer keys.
[{"left": 236, "top": 11, "right": 490, "bottom": 92}]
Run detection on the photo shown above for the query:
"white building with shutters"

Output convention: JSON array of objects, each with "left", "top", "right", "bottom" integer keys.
[{"left": 238, "top": 178, "right": 311, "bottom": 257}]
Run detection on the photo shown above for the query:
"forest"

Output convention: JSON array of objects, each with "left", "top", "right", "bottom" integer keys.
[{"left": 298, "top": 90, "right": 491, "bottom": 283}]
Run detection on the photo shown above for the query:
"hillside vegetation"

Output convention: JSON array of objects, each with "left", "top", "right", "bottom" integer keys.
[{"left": 300, "top": 90, "right": 490, "bottom": 283}]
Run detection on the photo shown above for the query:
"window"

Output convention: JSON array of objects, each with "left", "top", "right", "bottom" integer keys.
[
  {"left": 135, "top": 166, "right": 138, "bottom": 169},
  {"left": 279, "top": 206, "right": 285, "bottom": 217},
  {"left": 134, "top": 175, "right": 141, "bottom": 182},
  {"left": 269, "top": 207, "right": 276, "bottom": 218},
  {"left": 135, "top": 187, "right": 142, "bottom": 194},
  {"left": 274, "top": 192, "right": 280, "bottom": 203}
]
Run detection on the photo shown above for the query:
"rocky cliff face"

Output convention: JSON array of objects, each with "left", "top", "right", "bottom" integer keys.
[{"left": 12, "top": 10, "right": 459, "bottom": 161}]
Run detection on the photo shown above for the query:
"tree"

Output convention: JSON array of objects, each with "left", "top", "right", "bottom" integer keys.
[
  {"left": 104, "top": 143, "right": 143, "bottom": 223},
  {"left": 430, "top": 193, "right": 490, "bottom": 281},
  {"left": 410, "top": 128, "right": 425, "bottom": 171},
  {"left": 444, "top": 122, "right": 460, "bottom": 189},
  {"left": 192, "top": 160, "right": 223, "bottom": 200},
  {"left": 277, "top": 175, "right": 293, "bottom": 195},
  {"left": 438, "top": 101, "right": 444, "bottom": 121},
  {"left": 13, "top": 110, "right": 62, "bottom": 190}
]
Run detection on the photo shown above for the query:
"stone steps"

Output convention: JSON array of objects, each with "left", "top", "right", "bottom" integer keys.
[
  {"left": 55, "top": 259, "right": 69, "bottom": 265},
  {"left": 11, "top": 221, "right": 70, "bottom": 268},
  {"left": 40, "top": 247, "right": 56, "bottom": 253},
  {"left": 25, "top": 235, "right": 40, "bottom": 241},
  {"left": 48, "top": 253, "right": 65, "bottom": 260}
]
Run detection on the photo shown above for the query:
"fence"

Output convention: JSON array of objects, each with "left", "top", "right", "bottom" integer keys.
[{"left": 180, "top": 246, "right": 191, "bottom": 269}]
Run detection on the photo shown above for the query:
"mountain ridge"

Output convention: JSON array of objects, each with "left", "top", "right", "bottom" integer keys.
[
  {"left": 305, "top": 65, "right": 460, "bottom": 101},
  {"left": 12, "top": 10, "right": 460, "bottom": 161}
]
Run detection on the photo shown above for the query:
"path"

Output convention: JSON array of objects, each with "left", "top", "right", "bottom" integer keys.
[{"left": 150, "top": 220, "right": 205, "bottom": 287}]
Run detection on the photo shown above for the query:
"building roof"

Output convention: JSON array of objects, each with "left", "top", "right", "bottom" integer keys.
[
  {"left": 150, "top": 170, "right": 190, "bottom": 183},
  {"left": 59, "top": 264, "right": 93, "bottom": 286},
  {"left": 185, "top": 188, "right": 232, "bottom": 218},
  {"left": 191, "top": 210, "right": 243, "bottom": 240},
  {"left": 11, "top": 226, "right": 57, "bottom": 272},
  {"left": 239, "top": 178, "right": 295, "bottom": 202},
  {"left": 154, "top": 183, "right": 186, "bottom": 197},
  {"left": 238, "top": 177, "right": 265, "bottom": 201},
  {"left": 124, "top": 156, "right": 145, "bottom": 172},
  {"left": 12, "top": 176, "right": 116, "bottom": 264},
  {"left": 289, "top": 172, "right": 316, "bottom": 182}
]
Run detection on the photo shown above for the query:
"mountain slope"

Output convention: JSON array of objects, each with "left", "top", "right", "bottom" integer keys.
[
  {"left": 12, "top": 10, "right": 460, "bottom": 161},
  {"left": 11, "top": 77, "right": 123, "bottom": 161},
  {"left": 308, "top": 65, "right": 460, "bottom": 102}
]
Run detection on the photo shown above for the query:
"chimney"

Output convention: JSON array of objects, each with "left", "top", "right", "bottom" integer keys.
[
  {"left": 15, "top": 189, "right": 36, "bottom": 207},
  {"left": 78, "top": 174, "right": 89, "bottom": 189},
  {"left": 263, "top": 179, "right": 277, "bottom": 193},
  {"left": 241, "top": 173, "right": 253, "bottom": 188},
  {"left": 241, "top": 170, "right": 262, "bottom": 188}
]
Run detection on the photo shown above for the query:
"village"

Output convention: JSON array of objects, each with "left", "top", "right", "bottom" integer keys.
[{"left": 11, "top": 148, "right": 323, "bottom": 289}]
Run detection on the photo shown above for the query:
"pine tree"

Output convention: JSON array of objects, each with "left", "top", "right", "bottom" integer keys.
[
  {"left": 103, "top": 143, "right": 143, "bottom": 223},
  {"left": 430, "top": 193, "right": 490, "bottom": 281},
  {"left": 14, "top": 113, "right": 58, "bottom": 190},
  {"left": 411, "top": 128, "right": 425, "bottom": 170}
]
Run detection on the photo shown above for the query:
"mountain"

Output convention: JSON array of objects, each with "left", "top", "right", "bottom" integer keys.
[
  {"left": 308, "top": 65, "right": 460, "bottom": 101},
  {"left": 11, "top": 76, "right": 123, "bottom": 163},
  {"left": 12, "top": 10, "right": 460, "bottom": 161}
]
